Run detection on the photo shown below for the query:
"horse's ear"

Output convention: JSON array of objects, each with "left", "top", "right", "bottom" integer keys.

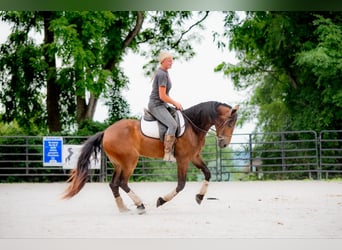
[{"left": 230, "top": 105, "right": 239, "bottom": 116}]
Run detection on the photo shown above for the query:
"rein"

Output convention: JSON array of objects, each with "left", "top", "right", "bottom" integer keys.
[
  {"left": 181, "top": 111, "right": 209, "bottom": 134},
  {"left": 181, "top": 110, "right": 235, "bottom": 139}
]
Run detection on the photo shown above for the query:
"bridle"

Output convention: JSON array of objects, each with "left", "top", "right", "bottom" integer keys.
[
  {"left": 215, "top": 115, "right": 237, "bottom": 142},
  {"left": 181, "top": 110, "right": 237, "bottom": 141}
]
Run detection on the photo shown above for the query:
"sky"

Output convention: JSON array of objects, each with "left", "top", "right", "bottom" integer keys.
[{"left": 0, "top": 11, "right": 255, "bottom": 135}]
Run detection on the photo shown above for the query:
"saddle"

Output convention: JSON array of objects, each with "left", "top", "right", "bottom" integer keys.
[{"left": 140, "top": 107, "right": 186, "bottom": 141}]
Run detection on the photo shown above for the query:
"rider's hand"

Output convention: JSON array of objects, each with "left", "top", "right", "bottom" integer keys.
[{"left": 174, "top": 102, "right": 183, "bottom": 111}]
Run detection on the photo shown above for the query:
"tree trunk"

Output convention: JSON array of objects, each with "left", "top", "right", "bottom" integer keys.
[
  {"left": 76, "top": 11, "right": 144, "bottom": 125},
  {"left": 43, "top": 11, "right": 62, "bottom": 132},
  {"left": 105, "top": 11, "right": 144, "bottom": 71},
  {"left": 76, "top": 95, "right": 86, "bottom": 123},
  {"left": 85, "top": 93, "right": 97, "bottom": 119},
  {"left": 76, "top": 94, "right": 97, "bottom": 123}
]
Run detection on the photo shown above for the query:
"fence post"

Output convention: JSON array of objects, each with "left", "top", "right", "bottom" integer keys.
[
  {"left": 100, "top": 149, "right": 107, "bottom": 182},
  {"left": 316, "top": 131, "right": 321, "bottom": 180},
  {"left": 281, "top": 132, "right": 286, "bottom": 172},
  {"left": 249, "top": 134, "right": 253, "bottom": 173},
  {"left": 25, "top": 137, "right": 29, "bottom": 175},
  {"left": 216, "top": 136, "right": 221, "bottom": 181}
]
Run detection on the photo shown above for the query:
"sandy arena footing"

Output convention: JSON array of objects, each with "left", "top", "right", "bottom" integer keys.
[{"left": 0, "top": 181, "right": 341, "bottom": 238}]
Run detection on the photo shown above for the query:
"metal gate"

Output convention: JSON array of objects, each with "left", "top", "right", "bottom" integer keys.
[
  {"left": 1, "top": 130, "right": 342, "bottom": 181},
  {"left": 319, "top": 130, "right": 342, "bottom": 179},
  {"left": 219, "top": 131, "right": 319, "bottom": 181}
]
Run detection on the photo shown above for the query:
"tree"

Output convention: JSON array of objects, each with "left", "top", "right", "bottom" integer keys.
[
  {"left": 0, "top": 11, "right": 209, "bottom": 133},
  {"left": 295, "top": 14, "right": 342, "bottom": 129},
  {"left": 215, "top": 11, "right": 342, "bottom": 133},
  {"left": 0, "top": 12, "right": 47, "bottom": 132},
  {"left": 43, "top": 11, "right": 61, "bottom": 132}
]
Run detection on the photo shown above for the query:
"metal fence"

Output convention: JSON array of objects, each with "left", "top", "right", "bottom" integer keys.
[
  {"left": 221, "top": 131, "right": 319, "bottom": 181},
  {"left": 319, "top": 130, "right": 342, "bottom": 179},
  {"left": 0, "top": 130, "right": 341, "bottom": 182}
]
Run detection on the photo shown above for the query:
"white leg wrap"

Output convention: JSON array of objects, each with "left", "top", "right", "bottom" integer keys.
[
  {"left": 127, "top": 190, "right": 142, "bottom": 206},
  {"left": 199, "top": 180, "right": 209, "bottom": 195},
  {"left": 115, "top": 196, "right": 129, "bottom": 212},
  {"left": 163, "top": 189, "right": 178, "bottom": 202}
]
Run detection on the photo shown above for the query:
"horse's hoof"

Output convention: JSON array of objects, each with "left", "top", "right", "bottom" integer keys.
[
  {"left": 119, "top": 208, "right": 130, "bottom": 213},
  {"left": 156, "top": 197, "right": 166, "bottom": 207},
  {"left": 137, "top": 204, "right": 146, "bottom": 215},
  {"left": 196, "top": 194, "right": 204, "bottom": 205}
]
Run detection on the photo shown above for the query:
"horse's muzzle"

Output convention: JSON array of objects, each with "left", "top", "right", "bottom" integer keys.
[{"left": 217, "top": 137, "right": 229, "bottom": 148}]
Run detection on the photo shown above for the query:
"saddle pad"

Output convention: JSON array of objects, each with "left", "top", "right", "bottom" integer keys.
[{"left": 140, "top": 110, "right": 186, "bottom": 139}]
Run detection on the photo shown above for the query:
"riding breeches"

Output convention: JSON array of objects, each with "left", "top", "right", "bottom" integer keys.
[{"left": 147, "top": 105, "right": 178, "bottom": 135}]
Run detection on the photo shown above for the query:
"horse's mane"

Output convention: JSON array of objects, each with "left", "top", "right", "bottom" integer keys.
[{"left": 183, "top": 101, "right": 231, "bottom": 133}]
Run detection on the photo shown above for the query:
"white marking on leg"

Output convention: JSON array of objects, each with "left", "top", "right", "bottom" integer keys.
[
  {"left": 163, "top": 189, "right": 178, "bottom": 202},
  {"left": 199, "top": 180, "right": 209, "bottom": 196}
]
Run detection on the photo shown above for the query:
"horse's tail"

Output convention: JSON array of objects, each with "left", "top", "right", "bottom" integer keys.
[{"left": 62, "top": 131, "right": 104, "bottom": 199}]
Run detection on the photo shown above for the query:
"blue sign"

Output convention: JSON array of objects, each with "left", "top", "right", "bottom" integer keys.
[{"left": 43, "top": 137, "right": 63, "bottom": 166}]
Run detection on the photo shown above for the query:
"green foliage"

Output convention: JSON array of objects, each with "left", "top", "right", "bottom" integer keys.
[
  {"left": 0, "top": 120, "right": 47, "bottom": 136},
  {"left": 104, "top": 67, "right": 131, "bottom": 124},
  {"left": 214, "top": 12, "right": 342, "bottom": 178},
  {"left": 75, "top": 119, "right": 109, "bottom": 136},
  {"left": 0, "top": 11, "right": 208, "bottom": 134},
  {"left": 0, "top": 19, "right": 47, "bottom": 131},
  {"left": 0, "top": 120, "right": 27, "bottom": 136},
  {"left": 295, "top": 14, "right": 342, "bottom": 127},
  {"left": 216, "top": 11, "right": 342, "bottom": 133}
]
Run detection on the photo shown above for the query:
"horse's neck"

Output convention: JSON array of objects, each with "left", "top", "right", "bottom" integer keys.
[
  {"left": 184, "top": 112, "right": 214, "bottom": 134},
  {"left": 184, "top": 101, "right": 218, "bottom": 128}
]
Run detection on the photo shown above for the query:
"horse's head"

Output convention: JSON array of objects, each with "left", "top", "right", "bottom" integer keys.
[{"left": 214, "top": 104, "right": 239, "bottom": 148}]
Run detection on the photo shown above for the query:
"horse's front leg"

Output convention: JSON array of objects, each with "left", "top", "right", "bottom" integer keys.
[
  {"left": 156, "top": 161, "right": 189, "bottom": 207},
  {"left": 192, "top": 155, "right": 211, "bottom": 205}
]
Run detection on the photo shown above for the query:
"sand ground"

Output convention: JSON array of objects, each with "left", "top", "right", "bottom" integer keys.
[{"left": 0, "top": 181, "right": 341, "bottom": 238}]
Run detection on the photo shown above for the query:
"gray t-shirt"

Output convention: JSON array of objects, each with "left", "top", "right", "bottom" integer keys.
[{"left": 148, "top": 68, "right": 172, "bottom": 108}]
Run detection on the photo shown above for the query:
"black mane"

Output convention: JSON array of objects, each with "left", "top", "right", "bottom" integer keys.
[{"left": 183, "top": 101, "right": 231, "bottom": 133}]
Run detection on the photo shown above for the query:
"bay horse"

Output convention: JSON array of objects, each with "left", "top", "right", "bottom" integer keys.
[{"left": 62, "top": 101, "right": 238, "bottom": 214}]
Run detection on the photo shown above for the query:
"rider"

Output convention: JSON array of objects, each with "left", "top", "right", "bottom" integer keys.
[{"left": 148, "top": 51, "right": 183, "bottom": 162}]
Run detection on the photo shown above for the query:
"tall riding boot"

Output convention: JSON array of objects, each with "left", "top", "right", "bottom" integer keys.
[{"left": 163, "top": 135, "right": 177, "bottom": 162}]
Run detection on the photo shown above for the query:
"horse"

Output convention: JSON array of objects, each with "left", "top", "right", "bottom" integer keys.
[{"left": 62, "top": 101, "right": 239, "bottom": 214}]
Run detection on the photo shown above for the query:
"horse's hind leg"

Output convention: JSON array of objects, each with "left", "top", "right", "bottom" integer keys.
[
  {"left": 114, "top": 156, "right": 146, "bottom": 214},
  {"left": 119, "top": 180, "right": 146, "bottom": 214},
  {"left": 117, "top": 164, "right": 146, "bottom": 214},
  {"left": 109, "top": 167, "right": 129, "bottom": 213},
  {"left": 109, "top": 166, "right": 145, "bottom": 214}
]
